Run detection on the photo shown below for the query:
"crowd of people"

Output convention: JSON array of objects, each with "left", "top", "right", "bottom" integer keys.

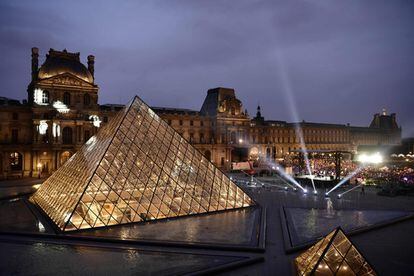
[{"left": 284, "top": 156, "right": 414, "bottom": 186}]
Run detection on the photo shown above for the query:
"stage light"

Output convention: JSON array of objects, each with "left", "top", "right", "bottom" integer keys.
[
  {"left": 303, "top": 189, "right": 308, "bottom": 194},
  {"left": 357, "top": 152, "right": 383, "bottom": 164}
]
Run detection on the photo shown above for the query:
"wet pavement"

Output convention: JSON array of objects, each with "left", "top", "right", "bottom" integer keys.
[
  {"left": 74, "top": 207, "right": 261, "bottom": 248},
  {"left": 1, "top": 176, "right": 414, "bottom": 275},
  {"left": 0, "top": 236, "right": 249, "bottom": 276},
  {"left": 0, "top": 198, "right": 51, "bottom": 233},
  {"left": 218, "top": 175, "right": 414, "bottom": 276},
  {"left": 284, "top": 207, "right": 413, "bottom": 247},
  {"left": 0, "top": 178, "right": 44, "bottom": 199}
]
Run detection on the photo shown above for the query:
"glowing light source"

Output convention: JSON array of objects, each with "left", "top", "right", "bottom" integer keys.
[
  {"left": 53, "top": 101, "right": 70, "bottom": 113},
  {"left": 89, "top": 115, "right": 101, "bottom": 127},
  {"left": 357, "top": 152, "right": 383, "bottom": 164},
  {"left": 326, "top": 167, "right": 364, "bottom": 195},
  {"left": 52, "top": 123, "right": 60, "bottom": 137},
  {"left": 38, "top": 120, "right": 48, "bottom": 135},
  {"left": 34, "top": 88, "right": 48, "bottom": 105},
  {"left": 238, "top": 138, "right": 243, "bottom": 144},
  {"left": 250, "top": 147, "right": 259, "bottom": 155}
]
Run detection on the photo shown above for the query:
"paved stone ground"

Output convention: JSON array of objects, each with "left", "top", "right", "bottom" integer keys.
[
  {"left": 217, "top": 175, "right": 414, "bottom": 275},
  {"left": 1, "top": 176, "right": 413, "bottom": 275},
  {"left": 0, "top": 235, "right": 255, "bottom": 276},
  {"left": 0, "top": 178, "right": 45, "bottom": 199},
  {"left": 74, "top": 207, "right": 262, "bottom": 248}
]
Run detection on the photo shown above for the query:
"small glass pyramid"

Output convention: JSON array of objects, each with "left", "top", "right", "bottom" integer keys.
[
  {"left": 294, "top": 227, "right": 376, "bottom": 276},
  {"left": 31, "top": 96, "right": 254, "bottom": 231}
]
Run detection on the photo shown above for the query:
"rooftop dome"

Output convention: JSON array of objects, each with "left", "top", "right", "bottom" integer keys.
[{"left": 38, "top": 49, "right": 93, "bottom": 83}]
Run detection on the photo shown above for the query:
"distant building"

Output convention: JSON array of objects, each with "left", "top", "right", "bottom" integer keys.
[{"left": 0, "top": 48, "right": 402, "bottom": 179}]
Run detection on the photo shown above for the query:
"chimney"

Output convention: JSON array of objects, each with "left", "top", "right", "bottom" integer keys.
[
  {"left": 87, "top": 55, "right": 95, "bottom": 78},
  {"left": 31, "top": 47, "right": 39, "bottom": 81}
]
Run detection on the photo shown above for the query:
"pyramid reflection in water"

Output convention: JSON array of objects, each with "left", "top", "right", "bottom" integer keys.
[
  {"left": 294, "top": 227, "right": 376, "bottom": 276},
  {"left": 31, "top": 96, "right": 254, "bottom": 231}
]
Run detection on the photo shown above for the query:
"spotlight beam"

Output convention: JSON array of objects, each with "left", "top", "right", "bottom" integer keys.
[
  {"left": 261, "top": 158, "right": 306, "bottom": 191},
  {"left": 326, "top": 167, "right": 364, "bottom": 195},
  {"left": 338, "top": 184, "right": 363, "bottom": 198},
  {"left": 240, "top": 170, "right": 266, "bottom": 186},
  {"left": 275, "top": 51, "right": 316, "bottom": 193}
]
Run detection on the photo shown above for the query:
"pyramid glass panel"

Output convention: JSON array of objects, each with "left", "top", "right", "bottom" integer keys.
[
  {"left": 31, "top": 96, "right": 254, "bottom": 231},
  {"left": 294, "top": 228, "right": 376, "bottom": 276}
]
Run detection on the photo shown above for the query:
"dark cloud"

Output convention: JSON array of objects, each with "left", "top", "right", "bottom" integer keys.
[{"left": 0, "top": 0, "right": 413, "bottom": 136}]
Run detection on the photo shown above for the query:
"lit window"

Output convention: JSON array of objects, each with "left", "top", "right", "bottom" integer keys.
[
  {"left": 38, "top": 120, "right": 48, "bottom": 135},
  {"left": 52, "top": 123, "right": 60, "bottom": 138},
  {"left": 9, "top": 152, "right": 22, "bottom": 171},
  {"left": 53, "top": 101, "right": 70, "bottom": 113},
  {"left": 34, "top": 88, "right": 49, "bottom": 105},
  {"left": 42, "top": 91, "right": 49, "bottom": 104},
  {"left": 89, "top": 115, "right": 101, "bottom": 127}
]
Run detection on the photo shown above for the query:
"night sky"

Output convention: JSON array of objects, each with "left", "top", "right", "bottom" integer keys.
[{"left": 1, "top": 1, "right": 413, "bottom": 137}]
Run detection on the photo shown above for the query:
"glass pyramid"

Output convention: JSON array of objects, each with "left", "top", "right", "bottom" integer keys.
[
  {"left": 294, "top": 227, "right": 376, "bottom": 276},
  {"left": 31, "top": 96, "right": 254, "bottom": 231}
]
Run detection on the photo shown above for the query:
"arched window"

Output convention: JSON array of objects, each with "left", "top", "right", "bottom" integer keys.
[
  {"left": 84, "top": 94, "right": 91, "bottom": 106},
  {"left": 63, "top": 92, "right": 71, "bottom": 106},
  {"left": 62, "top": 127, "right": 73, "bottom": 144},
  {"left": 42, "top": 90, "right": 49, "bottom": 104},
  {"left": 9, "top": 152, "right": 22, "bottom": 171},
  {"left": 204, "top": 150, "right": 211, "bottom": 161}
]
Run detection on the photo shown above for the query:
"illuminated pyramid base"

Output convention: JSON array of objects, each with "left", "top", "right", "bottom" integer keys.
[
  {"left": 295, "top": 227, "right": 376, "bottom": 275},
  {"left": 31, "top": 96, "right": 254, "bottom": 231}
]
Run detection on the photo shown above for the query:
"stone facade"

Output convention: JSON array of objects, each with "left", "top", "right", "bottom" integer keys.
[{"left": 0, "top": 48, "right": 402, "bottom": 179}]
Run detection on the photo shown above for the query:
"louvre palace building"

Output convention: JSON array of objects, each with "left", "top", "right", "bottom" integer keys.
[{"left": 0, "top": 48, "right": 402, "bottom": 179}]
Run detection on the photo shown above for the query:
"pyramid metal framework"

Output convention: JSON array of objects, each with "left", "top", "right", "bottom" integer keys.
[
  {"left": 294, "top": 227, "right": 376, "bottom": 276},
  {"left": 31, "top": 96, "right": 254, "bottom": 231}
]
